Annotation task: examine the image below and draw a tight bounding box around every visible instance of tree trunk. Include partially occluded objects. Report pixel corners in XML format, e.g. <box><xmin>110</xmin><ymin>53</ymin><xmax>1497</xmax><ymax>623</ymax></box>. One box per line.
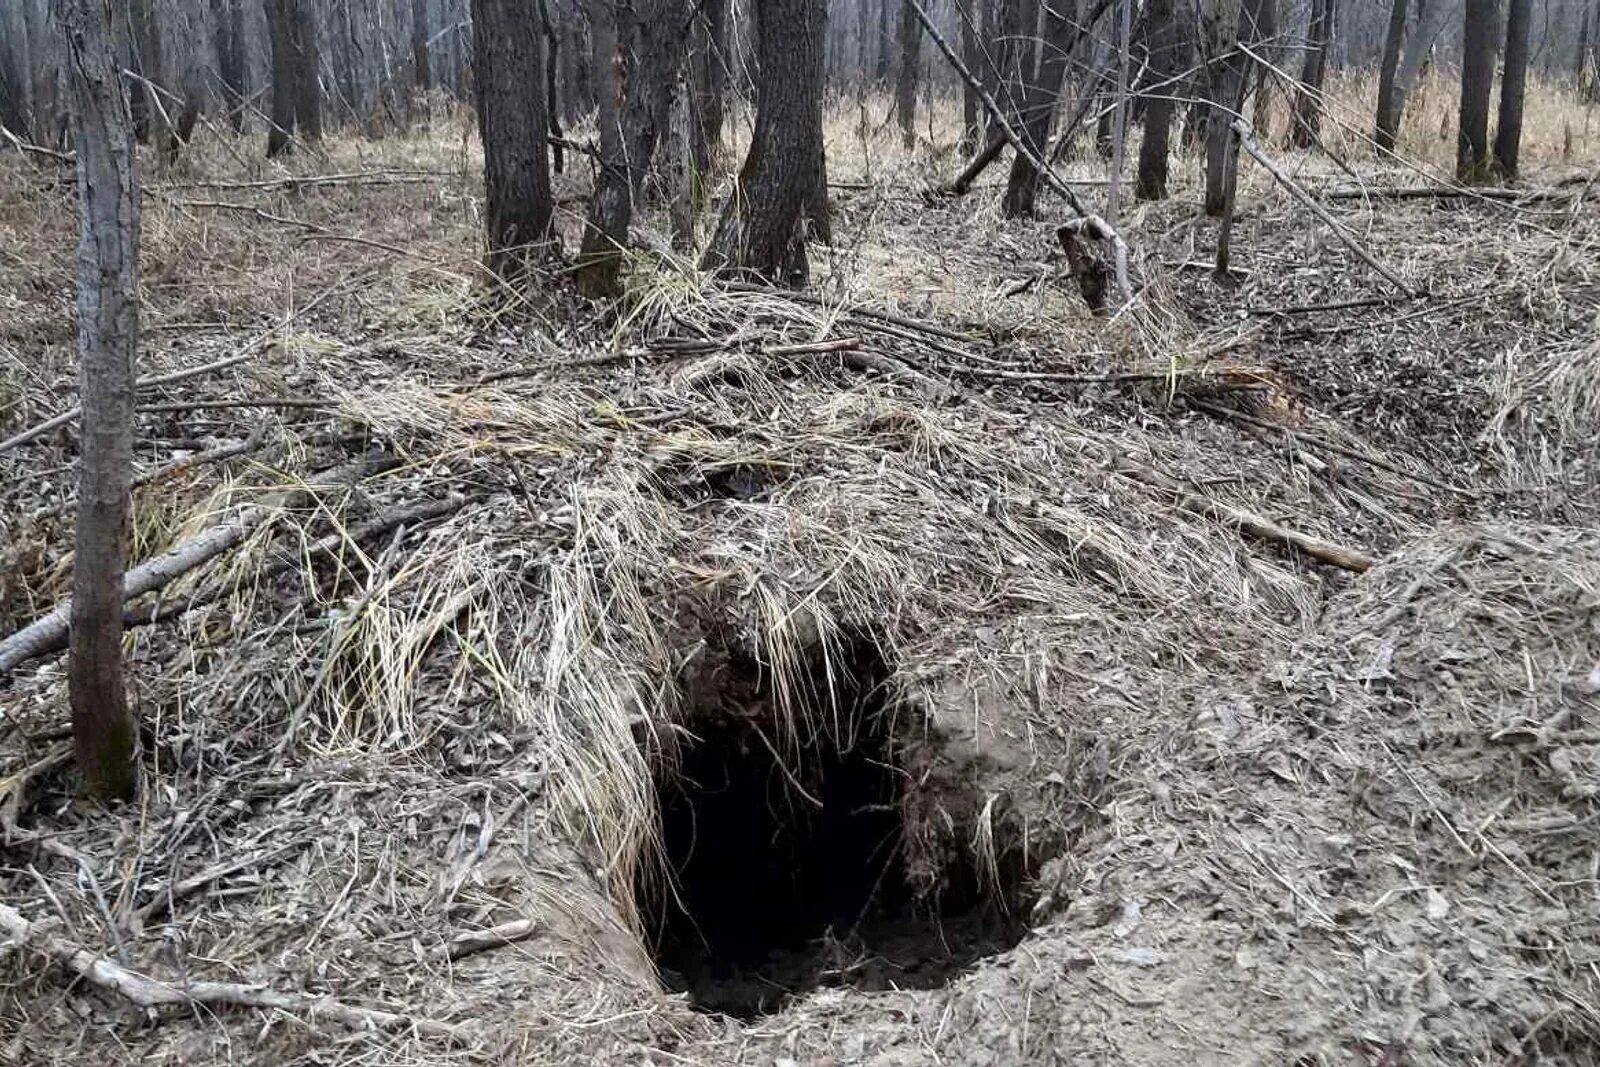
<box><xmin>689</xmin><ymin>0</ymin><xmax>729</xmax><ymax>179</ymax></box>
<box><xmin>265</xmin><ymin>0</ymin><xmax>297</xmax><ymax>154</ymax></box>
<box><xmin>1291</xmin><ymin>0</ymin><xmax>1332</xmax><ymax>148</ymax></box>
<box><xmin>1202</xmin><ymin>0</ymin><xmax>1244</xmax><ymax>215</ymax></box>
<box><xmin>472</xmin><ymin>0</ymin><xmax>554</xmax><ymax>277</ymax></box>
<box><xmin>958</xmin><ymin>0</ymin><xmax>980</xmax><ymax>152</ymax></box>
<box><xmin>293</xmin><ymin>0</ymin><xmax>322</xmax><ymax>141</ymax></box>
<box><xmin>876</xmin><ymin>0</ymin><xmax>892</xmax><ymax>83</ymax></box>
<box><xmin>702</xmin><ymin>0</ymin><xmax>827</xmax><ymax>286</ymax></box>
<box><xmin>577</xmin><ymin>0</ymin><xmax>691</xmax><ymax>297</ymax></box>
<box><xmin>214</xmin><ymin>0</ymin><xmax>247</xmax><ymax>133</ymax></box>
<box><xmin>55</xmin><ymin>0</ymin><xmax>140</xmax><ymax>803</ymax></box>
<box><xmin>127</xmin><ymin>0</ymin><xmax>166</xmax><ymax>146</ymax></box>
<box><xmin>1374</xmin><ymin>0</ymin><xmax>1408</xmax><ymax>150</ymax></box>
<box><xmin>541</xmin><ymin>0</ymin><xmax>563</xmax><ymax>170</ymax></box>
<box><xmin>412</xmin><ymin>0</ymin><xmax>434</xmax><ymax>101</ymax></box>
<box><xmin>1493</xmin><ymin>0</ymin><xmax>1530</xmax><ymax>177</ymax></box>
<box><xmin>1002</xmin><ymin>0</ymin><xmax>1074</xmax><ymax>217</ymax></box>
<box><xmin>1457</xmin><ymin>0</ymin><xmax>1495</xmax><ymax>181</ymax></box>
<box><xmin>1135</xmin><ymin>0</ymin><xmax>1180</xmax><ymax>200</ymax></box>
<box><xmin>895</xmin><ymin>0</ymin><xmax>920</xmax><ymax>145</ymax></box>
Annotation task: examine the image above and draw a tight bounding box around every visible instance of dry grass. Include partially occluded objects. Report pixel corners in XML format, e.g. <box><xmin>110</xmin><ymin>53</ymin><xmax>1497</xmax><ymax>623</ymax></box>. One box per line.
<box><xmin>0</xmin><ymin>73</ymin><xmax>1597</xmax><ymax>1067</ymax></box>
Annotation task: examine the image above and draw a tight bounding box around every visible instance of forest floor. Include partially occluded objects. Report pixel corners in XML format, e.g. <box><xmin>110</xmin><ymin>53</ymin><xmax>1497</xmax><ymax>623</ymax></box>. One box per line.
<box><xmin>1</xmin><ymin>77</ymin><xmax>1599</xmax><ymax>1067</ymax></box>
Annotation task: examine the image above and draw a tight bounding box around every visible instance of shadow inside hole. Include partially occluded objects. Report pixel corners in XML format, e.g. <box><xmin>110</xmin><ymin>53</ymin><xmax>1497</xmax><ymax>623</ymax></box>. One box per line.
<box><xmin>638</xmin><ymin>632</ymin><xmax>1031</xmax><ymax>1018</ymax></box>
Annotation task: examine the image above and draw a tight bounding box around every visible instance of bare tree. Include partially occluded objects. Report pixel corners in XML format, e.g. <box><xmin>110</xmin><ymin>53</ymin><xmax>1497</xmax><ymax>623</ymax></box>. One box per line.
<box><xmin>214</xmin><ymin>0</ymin><xmax>248</xmax><ymax>132</ymax></box>
<box><xmin>702</xmin><ymin>0</ymin><xmax>828</xmax><ymax>286</ymax></box>
<box><xmin>1374</xmin><ymin>0</ymin><xmax>1408</xmax><ymax>150</ymax></box>
<box><xmin>1135</xmin><ymin>0</ymin><xmax>1182</xmax><ymax>199</ymax></box>
<box><xmin>56</xmin><ymin>0</ymin><xmax>141</xmax><ymax>802</ymax></box>
<box><xmin>265</xmin><ymin>0</ymin><xmax>321</xmax><ymax>154</ymax></box>
<box><xmin>1002</xmin><ymin>0</ymin><xmax>1074</xmax><ymax>217</ymax></box>
<box><xmin>1291</xmin><ymin>0</ymin><xmax>1333</xmax><ymax>148</ymax></box>
<box><xmin>472</xmin><ymin>0</ymin><xmax>554</xmax><ymax>277</ymax></box>
<box><xmin>1458</xmin><ymin>0</ymin><xmax>1496</xmax><ymax>180</ymax></box>
<box><xmin>1494</xmin><ymin>0</ymin><xmax>1531</xmax><ymax>176</ymax></box>
<box><xmin>126</xmin><ymin>0</ymin><xmax>167</xmax><ymax>145</ymax></box>
<box><xmin>577</xmin><ymin>0</ymin><xmax>691</xmax><ymax>296</ymax></box>
<box><xmin>958</xmin><ymin>0</ymin><xmax>981</xmax><ymax>152</ymax></box>
<box><xmin>689</xmin><ymin>0</ymin><xmax>729</xmax><ymax>198</ymax></box>
<box><xmin>895</xmin><ymin>0</ymin><xmax>921</xmax><ymax>145</ymax></box>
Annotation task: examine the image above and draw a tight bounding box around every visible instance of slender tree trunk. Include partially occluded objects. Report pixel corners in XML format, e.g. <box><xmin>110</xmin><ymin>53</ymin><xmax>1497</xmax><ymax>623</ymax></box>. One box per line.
<box><xmin>1291</xmin><ymin>0</ymin><xmax>1332</xmax><ymax>148</ymax></box>
<box><xmin>1135</xmin><ymin>0</ymin><xmax>1180</xmax><ymax>199</ymax></box>
<box><xmin>265</xmin><ymin>0</ymin><xmax>297</xmax><ymax>154</ymax></box>
<box><xmin>472</xmin><ymin>0</ymin><xmax>554</xmax><ymax>277</ymax></box>
<box><xmin>213</xmin><ymin>0</ymin><xmax>247</xmax><ymax>132</ymax></box>
<box><xmin>702</xmin><ymin>0</ymin><xmax>827</xmax><ymax>286</ymax></box>
<box><xmin>577</xmin><ymin>0</ymin><xmax>691</xmax><ymax>297</ymax></box>
<box><xmin>127</xmin><ymin>0</ymin><xmax>166</xmax><ymax>146</ymax></box>
<box><xmin>1374</xmin><ymin>0</ymin><xmax>1408</xmax><ymax>150</ymax></box>
<box><xmin>55</xmin><ymin>0</ymin><xmax>140</xmax><ymax>803</ymax></box>
<box><xmin>895</xmin><ymin>0</ymin><xmax>921</xmax><ymax>145</ymax></box>
<box><xmin>876</xmin><ymin>0</ymin><xmax>892</xmax><ymax>83</ymax></box>
<box><xmin>1002</xmin><ymin>0</ymin><xmax>1074</xmax><ymax>217</ymax></box>
<box><xmin>689</xmin><ymin>0</ymin><xmax>729</xmax><ymax>179</ymax></box>
<box><xmin>1493</xmin><ymin>0</ymin><xmax>1530</xmax><ymax>177</ymax></box>
<box><xmin>541</xmin><ymin>0</ymin><xmax>563</xmax><ymax>170</ymax></box>
<box><xmin>959</xmin><ymin>0</ymin><xmax>980</xmax><ymax>152</ymax></box>
<box><xmin>1203</xmin><ymin>0</ymin><xmax>1244</xmax><ymax>215</ymax></box>
<box><xmin>1458</xmin><ymin>0</ymin><xmax>1496</xmax><ymax>181</ymax></box>
<box><xmin>293</xmin><ymin>0</ymin><xmax>322</xmax><ymax>141</ymax></box>
<box><xmin>411</xmin><ymin>0</ymin><xmax>433</xmax><ymax>95</ymax></box>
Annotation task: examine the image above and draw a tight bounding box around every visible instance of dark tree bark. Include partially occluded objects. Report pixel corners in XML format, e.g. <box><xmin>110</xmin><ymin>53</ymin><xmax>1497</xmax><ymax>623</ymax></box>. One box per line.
<box><xmin>577</xmin><ymin>0</ymin><xmax>691</xmax><ymax>297</ymax></box>
<box><xmin>1135</xmin><ymin>0</ymin><xmax>1181</xmax><ymax>200</ymax></box>
<box><xmin>293</xmin><ymin>0</ymin><xmax>322</xmax><ymax>141</ymax></box>
<box><xmin>127</xmin><ymin>0</ymin><xmax>165</xmax><ymax>146</ymax></box>
<box><xmin>265</xmin><ymin>0</ymin><xmax>298</xmax><ymax>154</ymax></box>
<box><xmin>895</xmin><ymin>0</ymin><xmax>921</xmax><ymax>145</ymax></box>
<box><xmin>689</xmin><ymin>0</ymin><xmax>729</xmax><ymax>179</ymax></box>
<box><xmin>1493</xmin><ymin>0</ymin><xmax>1530</xmax><ymax>177</ymax></box>
<box><xmin>539</xmin><ymin>0</ymin><xmax>563</xmax><ymax>171</ymax></box>
<box><xmin>55</xmin><ymin>0</ymin><xmax>140</xmax><ymax>802</ymax></box>
<box><xmin>958</xmin><ymin>0</ymin><xmax>980</xmax><ymax>152</ymax></box>
<box><xmin>1202</xmin><ymin>0</ymin><xmax>1245</xmax><ymax>215</ymax></box>
<box><xmin>1291</xmin><ymin>0</ymin><xmax>1332</xmax><ymax>148</ymax></box>
<box><xmin>876</xmin><ymin>0</ymin><xmax>892</xmax><ymax>83</ymax></box>
<box><xmin>472</xmin><ymin>0</ymin><xmax>554</xmax><ymax>277</ymax></box>
<box><xmin>412</xmin><ymin>0</ymin><xmax>434</xmax><ymax>95</ymax></box>
<box><xmin>1458</xmin><ymin>0</ymin><xmax>1496</xmax><ymax>181</ymax></box>
<box><xmin>1002</xmin><ymin>0</ymin><xmax>1074</xmax><ymax>217</ymax></box>
<box><xmin>214</xmin><ymin>0</ymin><xmax>247</xmax><ymax>132</ymax></box>
<box><xmin>1374</xmin><ymin>0</ymin><xmax>1408</xmax><ymax>150</ymax></box>
<box><xmin>702</xmin><ymin>0</ymin><xmax>827</xmax><ymax>286</ymax></box>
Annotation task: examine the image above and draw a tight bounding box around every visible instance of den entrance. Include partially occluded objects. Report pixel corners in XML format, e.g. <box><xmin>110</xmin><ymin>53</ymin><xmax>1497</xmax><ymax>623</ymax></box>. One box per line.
<box><xmin>637</xmin><ymin>630</ymin><xmax>1031</xmax><ymax>1017</ymax></box>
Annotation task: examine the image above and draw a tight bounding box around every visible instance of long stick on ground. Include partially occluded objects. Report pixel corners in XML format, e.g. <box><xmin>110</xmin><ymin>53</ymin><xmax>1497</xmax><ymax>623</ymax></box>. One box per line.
<box><xmin>1230</xmin><ymin>120</ymin><xmax>1414</xmax><ymax>296</ymax></box>
<box><xmin>0</xmin><ymin>453</ymin><xmax>394</xmax><ymax>675</ymax></box>
<box><xmin>1116</xmin><ymin>460</ymin><xmax>1378</xmax><ymax>573</ymax></box>
<box><xmin>0</xmin><ymin>902</ymin><xmax>466</xmax><ymax>1040</ymax></box>
<box><xmin>906</xmin><ymin>0</ymin><xmax>1134</xmax><ymax>305</ymax></box>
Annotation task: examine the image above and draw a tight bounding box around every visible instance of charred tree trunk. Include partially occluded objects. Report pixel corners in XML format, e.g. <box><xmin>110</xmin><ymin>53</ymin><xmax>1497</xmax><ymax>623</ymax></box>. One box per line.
<box><xmin>702</xmin><ymin>0</ymin><xmax>827</xmax><ymax>286</ymax></box>
<box><xmin>578</xmin><ymin>0</ymin><xmax>627</xmax><ymax>295</ymax></box>
<box><xmin>1002</xmin><ymin>0</ymin><xmax>1074</xmax><ymax>217</ymax></box>
<box><xmin>472</xmin><ymin>0</ymin><xmax>554</xmax><ymax>277</ymax></box>
<box><xmin>541</xmin><ymin>1</ymin><xmax>563</xmax><ymax>170</ymax></box>
<box><xmin>1135</xmin><ymin>0</ymin><xmax>1180</xmax><ymax>200</ymax></box>
<box><xmin>1374</xmin><ymin>0</ymin><xmax>1408</xmax><ymax>150</ymax></box>
<box><xmin>1493</xmin><ymin>0</ymin><xmax>1530</xmax><ymax>177</ymax></box>
<box><xmin>1291</xmin><ymin>0</ymin><xmax>1332</xmax><ymax>148</ymax></box>
<box><xmin>895</xmin><ymin>0</ymin><xmax>921</xmax><ymax>145</ymax></box>
<box><xmin>55</xmin><ymin>0</ymin><xmax>140</xmax><ymax>802</ymax></box>
<box><xmin>1457</xmin><ymin>0</ymin><xmax>1495</xmax><ymax>181</ymax></box>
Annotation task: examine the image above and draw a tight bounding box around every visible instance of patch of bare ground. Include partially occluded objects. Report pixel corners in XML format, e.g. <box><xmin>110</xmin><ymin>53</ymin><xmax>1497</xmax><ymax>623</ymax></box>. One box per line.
<box><xmin>1</xmin><ymin>84</ymin><xmax>1598</xmax><ymax>1067</ymax></box>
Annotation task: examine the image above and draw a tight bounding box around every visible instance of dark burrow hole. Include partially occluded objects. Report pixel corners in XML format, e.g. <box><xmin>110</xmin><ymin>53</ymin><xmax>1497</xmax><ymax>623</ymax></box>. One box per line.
<box><xmin>636</xmin><ymin>630</ymin><xmax>1033</xmax><ymax>1017</ymax></box>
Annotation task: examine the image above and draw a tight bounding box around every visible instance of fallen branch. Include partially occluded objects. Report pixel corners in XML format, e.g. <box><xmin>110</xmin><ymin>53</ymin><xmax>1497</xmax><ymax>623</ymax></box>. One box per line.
<box><xmin>136</xmin><ymin>836</ymin><xmax>313</xmax><ymax>923</ymax></box>
<box><xmin>137</xmin><ymin>397</ymin><xmax>333</xmax><ymax>414</ymax></box>
<box><xmin>1324</xmin><ymin>184</ymin><xmax>1570</xmax><ymax>203</ymax></box>
<box><xmin>0</xmin><ymin>902</ymin><xmax>468</xmax><ymax>1040</ymax></box>
<box><xmin>1116</xmin><ymin>460</ymin><xmax>1377</xmax><ymax>573</ymax></box>
<box><xmin>764</xmin><ymin>337</ymin><xmax>863</xmax><ymax>357</ymax></box>
<box><xmin>160</xmin><ymin>169</ymin><xmax>452</xmax><ymax>192</ymax></box>
<box><xmin>0</xmin><ymin>453</ymin><xmax>395</xmax><ymax>676</ymax></box>
<box><xmin>1231</xmin><ymin>121</ymin><xmax>1414</xmax><ymax>297</ymax></box>
<box><xmin>446</xmin><ymin>919</ymin><xmax>538</xmax><ymax>961</ymax></box>
<box><xmin>0</xmin><ymin>124</ymin><xmax>75</xmax><ymax>165</ymax></box>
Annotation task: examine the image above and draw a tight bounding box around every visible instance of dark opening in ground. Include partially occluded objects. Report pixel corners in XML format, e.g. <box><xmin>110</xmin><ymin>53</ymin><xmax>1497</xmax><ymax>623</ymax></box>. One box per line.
<box><xmin>638</xmin><ymin>630</ymin><xmax>1032</xmax><ymax>1017</ymax></box>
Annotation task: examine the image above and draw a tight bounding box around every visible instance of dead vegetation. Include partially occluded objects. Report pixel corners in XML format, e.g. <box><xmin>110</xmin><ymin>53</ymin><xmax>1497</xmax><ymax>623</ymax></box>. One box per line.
<box><xmin>1</xmin><ymin>76</ymin><xmax>1598</xmax><ymax>1066</ymax></box>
